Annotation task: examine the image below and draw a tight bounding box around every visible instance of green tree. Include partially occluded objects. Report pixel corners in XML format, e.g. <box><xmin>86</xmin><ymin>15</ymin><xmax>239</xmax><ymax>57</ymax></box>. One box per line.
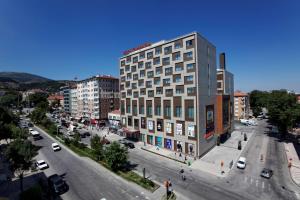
<box><xmin>30</xmin><ymin>108</ymin><xmax>46</xmax><ymax>124</ymax></box>
<box><xmin>249</xmin><ymin>90</ymin><xmax>269</xmax><ymax>117</ymax></box>
<box><xmin>90</xmin><ymin>135</ymin><xmax>103</xmax><ymax>160</ymax></box>
<box><xmin>36</xmin><ymin>101</ymin><xmax>49</xmax><ymax>111</ymax></box>
<box><xmin>104</xmin><ymin>141</ymin><xmax>128</xmax><ymax>171</ymax></box>
<box><xmin>0</xmin><ymin>107</ymin><xmax>17</xmax><ymax>142</ymax></box>
<box><xmin>0</xmin><ymin>91</ymin><xmax>21</xmax><ymax>108</ymax></box>
<box><xmin>28</xmin><ymin>93</ymin><xmax>48</xmax><ymax>107</ymax></box>
<box><xmin>267</xmin><ymin>90</ymin><xmax>300</xmax><ymax>136</ymax></box>
<box><xmin>8</xmin><ymin>123</ymin><xmax>28</xmax><ymax>140</ymax></box>
<box><xmin>5</xmin><ymin>139</ymin><xmax>38</xmax><ymax>193</ymax></box>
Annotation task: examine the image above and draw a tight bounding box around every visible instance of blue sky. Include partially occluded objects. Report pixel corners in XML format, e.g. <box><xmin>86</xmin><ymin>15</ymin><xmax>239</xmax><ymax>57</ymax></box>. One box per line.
<box><xmin>0</xmin><ymin>0</ymin><xmax>299</xmax><ymax>92</ymax></box>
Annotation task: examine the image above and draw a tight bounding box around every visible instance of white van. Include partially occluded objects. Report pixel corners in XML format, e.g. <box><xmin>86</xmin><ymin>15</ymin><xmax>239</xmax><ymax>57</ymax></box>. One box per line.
<box><xmin>31</xmin><ymin>130</ymin><xmax>41</xmax><ymax>140</ymax></box>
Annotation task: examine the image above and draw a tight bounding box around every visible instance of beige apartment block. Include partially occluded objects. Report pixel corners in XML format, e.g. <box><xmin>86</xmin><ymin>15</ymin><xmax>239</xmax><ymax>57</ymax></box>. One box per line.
<box><xmin>119</xmin><ymin>32</ymin><xmax>217</xmax><ymax>158</ymax></box>
<box><xmin>234</xmin><ymin>91</ymin><xmax>250</xmax><ymax>120</ymax></box>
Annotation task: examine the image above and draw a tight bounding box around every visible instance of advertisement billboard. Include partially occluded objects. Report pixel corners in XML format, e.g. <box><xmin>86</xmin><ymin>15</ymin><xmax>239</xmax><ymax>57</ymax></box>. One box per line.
<box><xmin>205</xmin><ymin>105</ymin><xmax>214</xmax><ymax>139</ymax></box>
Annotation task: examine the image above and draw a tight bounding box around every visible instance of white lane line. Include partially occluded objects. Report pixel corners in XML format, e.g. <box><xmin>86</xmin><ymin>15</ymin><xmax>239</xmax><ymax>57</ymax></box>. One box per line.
<box><xmin>256</xmin><ymin>180</ymin><xmax>259</xmax><ymax>187</ymax></box>
<box><xmin>244</xmin><ymin>176</ymin><xmax>248</xmax><ymax>182</ymax></box>
<box><xmin>262</xmin><ymin>181</ymin><xmax>265</xmax><ymax>189</ymax></box>
<box><xmin>269</xmin><ymin>184</ymin><xmax>271</xmax><ymax>191</ymax></box>
<box><xmin>250</xmin><ymin>178</ymin><xmax>253</xmax><ymax>184</ymax></box>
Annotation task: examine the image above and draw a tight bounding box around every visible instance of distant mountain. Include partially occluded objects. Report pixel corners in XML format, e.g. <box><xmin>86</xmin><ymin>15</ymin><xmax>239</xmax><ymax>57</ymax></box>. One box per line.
<box><xmin>0</xmin><ymin>72</ymin><xmax>52</xmax><ymax>84</ymax></box>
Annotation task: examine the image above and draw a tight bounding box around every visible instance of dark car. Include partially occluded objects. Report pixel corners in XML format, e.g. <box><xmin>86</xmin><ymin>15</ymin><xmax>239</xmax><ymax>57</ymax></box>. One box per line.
<box><xmin>48</xmin><ymin>174</ymin><xmax>68</xmax><ymax>195</ymax></box>
<box><xmin>125</xmin><ymin>142</ymin><xmax>135</xmax><ymax>149</ymax></box>
<box><xmin>28</xmin><ymin>123</ymin><xmax>33</xmax><ymax>127</ymax></box>
<box><xmin>83</xmin><ymin>132</ymin><xmax>91</xmax><ymax>137</ymax></box>
<box><xmin>260</xmin><ymin>168</ymin><xmax>273</xmax><ymax>179</ymax></box>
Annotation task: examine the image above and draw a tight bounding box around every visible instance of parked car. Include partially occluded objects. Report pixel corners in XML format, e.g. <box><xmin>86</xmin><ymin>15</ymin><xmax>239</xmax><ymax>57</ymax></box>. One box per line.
<box><xmin>28</xmin><ymin>122</ymin><xmax>33</xmax><ymax>127</ymax></box>
<box><xmin>48</xmin><ymin>174</ymin><xmax>68</xmax><ymax>195</ymax></box>
<box><xmin>83</xmin><ymin>132</ymin><xmax>91</xmax><ymax>137</ymax></box>
<box><xmin>237</xmin><ymin>157</ymin><xmax>246</xmax><ymax>169</ymax></box>
<box><xmin>51</xmin><ymin>143</ymin><xmax>61</xmax><ymax>151</ymax></box>
<box><xmin>36</xmin><ymin>160</ymin><xmax>49</xmax><ymax>170</ymax></box>
<box><xmin>125</xmin><ymin>142</ymin><xmax>135</xmax><ymax>149</ymax></box>
<box><xmin>260</xmin><ymin>168</ymin><xmax>273</xmax><ymax>179</ymax></box>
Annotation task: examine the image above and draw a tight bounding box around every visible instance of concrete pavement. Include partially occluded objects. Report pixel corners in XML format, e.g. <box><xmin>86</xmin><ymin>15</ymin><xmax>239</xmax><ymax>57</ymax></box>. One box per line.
<box><xmin>284</xmin><ymin>142</ymin><xmax>300</xmax><ymax>186</ymax></box>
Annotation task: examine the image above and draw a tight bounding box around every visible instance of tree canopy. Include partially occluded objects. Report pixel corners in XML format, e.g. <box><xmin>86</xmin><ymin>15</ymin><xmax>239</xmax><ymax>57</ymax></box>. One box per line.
<box><xmin>104</xmin><ymin>141</ymin><xmax>128</xmax><ymax>171</ymax></box>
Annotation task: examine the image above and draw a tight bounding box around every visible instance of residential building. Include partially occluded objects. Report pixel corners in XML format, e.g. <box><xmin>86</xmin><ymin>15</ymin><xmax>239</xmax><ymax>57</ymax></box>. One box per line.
<box><xmin>61</xmin><ymin>86</ymin><xmax>71</xmax><ymax>114</ymax></box>
<box><xmin>108</xmin><ymin>110</ymin><xmax>121</xmax><ymax>130</ymax></box>
<box><xmin>215</xmin><ymin>53</ymin><xmax>234</xmax><ymax>143</ymax></box>
<box><xmin>119</xmin><ymin>32</ymin><xmax>217</xmax><ymax>158</ymax></box>
<box><xmin>47</xmin><ymin>95</ymin><xmax>64</xmax><ymax>107</ymax></box>
<box><xmin>70</xmin><ymin>88</ymin><xmax>77</xmax><ymax>117</ymax></box>
<box><xmin>234</xmin><ymin>91</ymin><xmax>250</xmax><ymax>120</ymax></box>
<box><xmin>76</xmin><ymin>75</ymin><xmax>119</xmax><ymax>123</ymax></box>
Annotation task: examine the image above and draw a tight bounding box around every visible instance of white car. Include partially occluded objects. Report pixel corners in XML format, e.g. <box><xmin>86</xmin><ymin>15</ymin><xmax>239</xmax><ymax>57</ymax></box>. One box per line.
<box><xmin>29</xmin><ymin>128</ymin><xmax>33</xmax><ymax>131</ymax></box>
<box><xmin>36</xmin><ymin>160</ymin><xmax>49</xmax><ymax>170</ymax></box>
<box><xmin>237</xmin><ymin>157</ymin><xmax>246</xmax><ymax>169</ymax></box>
<box><xmin>51</xmin><ymin>143</ymin><xmax>61</xmax><ymax>151</ymax></box>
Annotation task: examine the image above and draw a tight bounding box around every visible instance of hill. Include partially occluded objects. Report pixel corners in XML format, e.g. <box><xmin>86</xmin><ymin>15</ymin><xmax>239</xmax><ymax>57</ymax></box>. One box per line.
<box><xmin>0</xmin><ymin>72</ymin><xmax>52</xmax><ymax>84</ymax></box>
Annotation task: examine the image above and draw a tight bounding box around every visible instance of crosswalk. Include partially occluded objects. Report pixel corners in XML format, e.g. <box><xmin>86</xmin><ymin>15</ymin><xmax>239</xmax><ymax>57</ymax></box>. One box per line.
<box><xmin>243</xmin><ymin>176</ymin><xmax>272</xmax><ymax>191</ymax></box>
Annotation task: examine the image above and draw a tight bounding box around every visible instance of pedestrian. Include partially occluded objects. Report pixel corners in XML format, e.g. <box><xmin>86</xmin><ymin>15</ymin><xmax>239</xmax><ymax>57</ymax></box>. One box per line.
<box><xmin>182</xmin><ymin>174</ymin><xmax>186</xmax><ymax>181</ymax></box>
<box><xmin>185</xmin><ymin>156</ymin><xmax>187</xmax><ymax>161</ymax></box>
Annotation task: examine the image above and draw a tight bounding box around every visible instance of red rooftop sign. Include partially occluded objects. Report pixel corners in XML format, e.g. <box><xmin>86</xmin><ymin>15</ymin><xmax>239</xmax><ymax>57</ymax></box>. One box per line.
<box><xmin>123</xmin><ymin>43</ymin><xmax>152</xmax><ymax>55</ymax></box>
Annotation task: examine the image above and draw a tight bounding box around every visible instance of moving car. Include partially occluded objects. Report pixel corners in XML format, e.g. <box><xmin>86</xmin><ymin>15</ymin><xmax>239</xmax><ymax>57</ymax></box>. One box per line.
<box><xmin>260</xmin><ymin>168</ymin><xmax>273</xmax><ymax>179</ymax></box>
<box><xmin>31</xmin><ymin>130</ymin><xmax>42</xmax><ymax>140</ymax></box>
<box><xmin>237</xmin><ymin>157</ymin><xmax>246</xmax><ymax>169</ymax></box>
<box><xmin>51</xmin><ymin>143</ymin><xmax>61</xmax><ymax>151</ymax></box>
<box><xmin>36</xmin><ymin>160</ymin><xmax>49</xmax><ymax>170</ymax></box>
<box><xmin>48</xmin><ymin>174</ymin><xmax>68</xmax><ymax>195</ymax></box>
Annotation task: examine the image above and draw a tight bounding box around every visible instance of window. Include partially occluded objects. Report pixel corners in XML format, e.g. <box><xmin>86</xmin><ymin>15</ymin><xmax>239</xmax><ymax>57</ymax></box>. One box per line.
<box><xmin>187</xmin><ymin>87</ymin><xmax>195</xmax><ymax>94</ymax></box>
<box><xmin>166</xmin><ymin>89</ymin><xmax>173</xmax><ymax>96</ymax></box>
<box><xmin>139</xmin><ymin>53</ymin><xmax>145</xmax><ymax>59</ymax></box>
<box><xmin>131</xmin><ymin>83</ymin><xmax>137</xmax><ymax>89</ymax></box>
<box><xmin>153</xmin><ymin>57</ymin><xmax>160</xmax><ymax>65</ymax></box>
<box><xmin>126</xmin><ymin>73</ymin><xmax>132</xmax><ymax>80</ymax></box>
<box><xmin>154</xmin><ymin>78</ymin><xmax>161</xmax><ymax>85</ymax></box>
<box><xmin>156</xmin><ymin>87</ymin><xmax>163</xmax><ymax>94</ymax></box>
<box><xmin>156</xmin><ymin>67</ymin><xmax>162</xmax><ymax>75</ymax></box>
<box><xmin>186</xmin><ymin>75</ymin><xmax>193</xmax><ymax>82</ymax></box>
<box><xmin>133</xmin><ymin>105</ymin><xmax>137</xmax><ymax>114</ymax></box>
<box><xmin>165</xmin><ymin>67</ymin><xmax>172</xmax><ymax>75</ymax></box>
<box><xmin>127</xmin><ymin>105</ymin><xmax>131</xmax><ymax>113</ymax></box>
<box><xmin>176</xmin><ymin>88</ymin><xmax>184</xmax><ymax>94</ymax></box>
<box><xmin>185</xmin><ymin>51</ymin><xmax>193</xmax><ymax>58</ymax></box>
<box><xmin>125</xmin><ymin>65</ymin><xmax>130</xmax><ymax>72</ymax></box>
<box><xmin>186</xmin><ymin>40</ymin><xmax>193</xmax><ymax>47</ymax></box>
<box><xmin>141</xmin><ymin>117</ymin><xmax>146</xmax><ymax>128</ymax></box>
<box><xmin>140</xmin><ymin>106</ymin><xmax>145</xmax><ymax>114</ymax></box>
<box><xmin>147</xmin><ymin>71</ymin><xmax>154</xmax><ymax>78</ymax></box>
<box><xmin>133</xmin><ymin>56</ymin><xmax>138</xmax><ymax>63</ymax></box>
<box><xmin>175</xmin><ymin>65</ymin><xmax>183</xmax><ymax>72</ymax></box>
<box><xmin>138</xmin><ymin>80</ymin><xmax>144</xmax><ymax>87</ymax></box>
<box><xmin>155</xmin><ymin>48</ymin><xmax>161</xmax><ymax>55</ymax></box>
<box><xmin>164</xmin><ymin>46</ymin><xmax>172</xmax><ymax>54</ymax></box>
<box><xmin>155</xmin><ymin>106</ymin><xmax>161</xmax><ymax>116</ymax></box>
<box><xmin>128</xmin><ymin>116</ymin><xmax>132</xmax><ymax>126</ymax></box>
<box><xmin>147</xmin><ymin>52</ymin><xmax>153</xmax><ymax>59</ymax></box>
<box><xmin>163</xmin><ymin>57</ymin><xmax>170</xmax><ymax>65</ymax></box>
<box><xmin>165</xmin><ymin>106</ymin><xmax>171</xmax><ymax>117</ymax></box>
<box><xmin>138</xmin><ymin>62</ymin><xmax>144</xmax><ymax>69</ymax></box>
<box><xmin>175</xmin><ymin>106</ymin><xmax>182</xmax><ymax>117</ymax></box>
<box><xmin>175</xmin><ymin>53</ymin><xmax>181</xmax><ymax>60</ymax></box>
<box><xmin>133</xmin><ymin>74</ymin><xmax>138</xmax><ymax>80</ymax></box>
<box><xmin>188</xmin><ymin>107</ymin><xmax>194</xmax><ymax>119</ymax></box>
<box><xmin>174</xmin><ymin>76</ymin><xmax>182</xmax><ymax>83</ymax></box>
<box><xmin>187</xmin><ymin>63</ymin><xmax>194</xmax><ymax>70</ymax></box>
<box><xmin>120</xmin><ymin>69</ymin><xmax>124</xmax><ymax>75</ymax></box>
<box><xmin>163</xmin><ymin>78</ymin><xmax>171</xmax><ymax>85</ymax></box>
<box><xmin>146</xmin><ymin>81</ymin><xmax>152</xmax><ymax>87</ymax></box>
<box><xmin>140</xmin><ymin>70</ymin><xmax>145</xmax><ymax>78</ymax></box>
<box><xmin>147</xmin><ymin>105</ymin><xmax>152</xmax><ymax>116</ymax></box>
<box><xmin>175</xmin><ymin>43</ymin><xmax>181</xmax><ymax>49</ymax></box>
<box><xmin>148</xmin><ymin>90</ymin><xmax>154</xmax><ymax>97</ymax></box>
<box><xmin>145</xmin><ymin>62</ymin><xmax>152</xmax><ymax>69</ymax></box>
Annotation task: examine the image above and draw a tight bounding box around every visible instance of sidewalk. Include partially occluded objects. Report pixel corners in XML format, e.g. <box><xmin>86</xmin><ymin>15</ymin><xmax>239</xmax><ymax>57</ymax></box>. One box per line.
<box><xmin>190</xmin><ymin>129</ymin><xmax>255</xmax><ymax>177</ymax></box>
<box><xmin>284</xmin><ymin>142</ymin><xmax>300</xmax><ymax>187</ymax></box>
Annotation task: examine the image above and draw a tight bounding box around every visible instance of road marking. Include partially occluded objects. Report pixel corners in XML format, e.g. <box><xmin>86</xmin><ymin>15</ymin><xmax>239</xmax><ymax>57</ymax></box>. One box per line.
<box><xmin>250</xmin><ymin>178</ymin><xmax>253</xmax><ymax>184</ymax></box>
<box><xmin>244</xmin><ymin>176</ymin><xmax>248</xmax><ymax>182</ymax></box>
<box><xmin>269</xmin><ymin>184</ymin><xmax>271</xmax><ymax>191</ymax></box>
<box><xmin>262</xmin><ymin>181</ymin><xmax>265</xmax><ymax>189</ymax></box>
<box><xmin>256</xmin><ymin>180</ymin><xmax>259</xmax><ymax>187</ymax></box>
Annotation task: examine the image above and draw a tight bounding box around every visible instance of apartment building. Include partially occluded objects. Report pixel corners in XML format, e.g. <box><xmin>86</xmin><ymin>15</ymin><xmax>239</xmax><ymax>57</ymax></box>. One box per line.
<box><xmin>62</xmin><ymin>86</ymin><xmax>71</xmax><ymax>114</ymax></box>
<box><xmin>234</xmin><ymin>91</ymin><xmax>250</xmax><ymax>120</ymax></box>
<box><xmin>215</xmin><ymin>53</ymin><xmax>234</xmax><ymax>143</ymax></box>
<box><xmin>76</xmin><ymin>75</ymin><xmax>120</xmax><ymax>122</ymax></box>
<box><xmin>70</xmin><ymin>88</ymin><xmax>77</xmax><ymax>117</ymax></box>
<box><xmin>119</xmin><ymin>32</ymin><xmax>217</xmax><ymax>158</ymax></box>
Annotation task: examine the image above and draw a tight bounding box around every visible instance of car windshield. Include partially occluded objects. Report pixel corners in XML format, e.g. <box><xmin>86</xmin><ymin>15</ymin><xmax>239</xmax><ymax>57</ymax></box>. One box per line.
<box><xmin>238</xmin><ymin>161</ymin><xmax>244</xmax><ymax>164</ymax></box>
<box><xmin>39</xmin><ymin>161</ymin><xmax>46</xmax><ymax>165</ymax></box>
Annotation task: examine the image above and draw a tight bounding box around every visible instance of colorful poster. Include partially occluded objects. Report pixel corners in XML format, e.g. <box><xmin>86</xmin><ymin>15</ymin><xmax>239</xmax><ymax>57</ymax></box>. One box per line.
<box><xmin>148</xmin><ymin>120</ymin><xmax>153</xmax><ymax>131</ymax></box>
<box><xmin>166</xmin><ymin>139</ymin><xmax>172</xmax><ymax>149</ymax></box>
<box><xmin>187</xmin><ymin>124</ymin><xmax>195</xmax><ymax>137</ymax></box>
<box><xmin>176</xmin><ymin>123</ymin><xmax>182</xmax><ymax>135</ymax></box>
<box><xmin>166</xmin><ymin>122</ymin><xmax>172</xmax><ymax>134</ymax></box>
<box><xmin>205</xmin><ymin>105</ymin><xmax>214</xmax><ymax>139</ymax></box>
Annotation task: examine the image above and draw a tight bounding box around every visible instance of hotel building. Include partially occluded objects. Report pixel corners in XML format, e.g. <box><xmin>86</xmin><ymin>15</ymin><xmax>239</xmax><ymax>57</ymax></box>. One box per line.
<box><xmin>119</xmin><ymin>32</ymin><xmax>217</xmax><ymax>157</ymax></box>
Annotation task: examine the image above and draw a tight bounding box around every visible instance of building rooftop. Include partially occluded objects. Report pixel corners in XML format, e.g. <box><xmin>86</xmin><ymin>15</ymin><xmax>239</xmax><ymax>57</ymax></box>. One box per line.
<box><xmin>48</xmin><ymin>95</ymin><xmax>64</xmax><ymax>100</ymax></box>
<box><xmin>234</xmin><ymin>91</ymin><xmax>248</xmax><ymax>97</ymax></box>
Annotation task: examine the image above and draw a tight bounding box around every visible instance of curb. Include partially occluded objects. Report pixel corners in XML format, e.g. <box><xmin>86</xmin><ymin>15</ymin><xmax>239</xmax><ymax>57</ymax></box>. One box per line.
<box><xmin>141</xmin><ymin>147</ymin><xmax>186</xmax><ymax>164</ymax></box>
<box><xmin>283</xmin><ymin>143</ymin><xmax>300</xmax><ymax>188</ymax></box>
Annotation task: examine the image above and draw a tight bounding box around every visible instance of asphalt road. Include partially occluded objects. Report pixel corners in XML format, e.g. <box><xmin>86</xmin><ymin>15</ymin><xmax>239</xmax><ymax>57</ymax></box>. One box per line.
<box><xmin>128</xmin><ymin>120</ymin><xmax>300</xmax><ymax>200</ymax></box>
<box><xmin>30</xmin><ymin>125</ymin><xmax>149</xmax><ymax>200</ymax></box>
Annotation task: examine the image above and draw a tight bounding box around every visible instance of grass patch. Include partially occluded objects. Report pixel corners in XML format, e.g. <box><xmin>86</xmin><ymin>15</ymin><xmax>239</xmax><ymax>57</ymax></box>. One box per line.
<box><xmin>118</xmin><ymin>170</ymin><xmax>159</xmax><ymax>192</ymax></box>
<box><xmin>161</xmin><ymin>192</ymin><xmax>176</xmax><ymax>200</ymax></box>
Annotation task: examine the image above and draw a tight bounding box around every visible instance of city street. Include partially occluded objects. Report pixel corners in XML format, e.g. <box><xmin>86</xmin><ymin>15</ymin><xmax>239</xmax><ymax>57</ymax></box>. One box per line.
<box><xmin>30</xmin><ymin>125</ymin><xmax>151</xmax><ymax>200</ymax></box>
<box><xmin>128</xmin><ymin>120</ymin><xmax>300</xmax><ymax>200</ymax></box>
